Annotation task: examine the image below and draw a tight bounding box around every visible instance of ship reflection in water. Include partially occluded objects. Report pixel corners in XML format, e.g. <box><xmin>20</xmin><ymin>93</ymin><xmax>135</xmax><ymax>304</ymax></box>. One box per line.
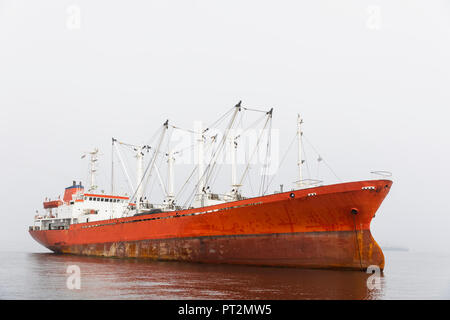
<box><xmin>3</xmin><ymin>250</ymin><xmax>449</xmax><ymax>299</ymax></box>
<box><xmin>12</xmin><ymin>252</ymin><xmax>381</xmax><ymax>299</ymax></box>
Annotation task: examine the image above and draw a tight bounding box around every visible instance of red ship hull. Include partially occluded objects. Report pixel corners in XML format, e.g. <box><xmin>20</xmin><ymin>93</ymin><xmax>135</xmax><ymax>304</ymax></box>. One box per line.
<box><xmin>29</xmin><ymin>180</ymin><xmax>392</xmax><ymax>270</ymax></box>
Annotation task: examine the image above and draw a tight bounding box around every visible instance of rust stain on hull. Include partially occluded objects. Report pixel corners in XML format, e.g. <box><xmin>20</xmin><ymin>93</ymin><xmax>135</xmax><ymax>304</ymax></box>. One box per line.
<box><xmin>55</xmin><ymin>231</ymin><xmax>384</xmax><ymax>271</ymax></box>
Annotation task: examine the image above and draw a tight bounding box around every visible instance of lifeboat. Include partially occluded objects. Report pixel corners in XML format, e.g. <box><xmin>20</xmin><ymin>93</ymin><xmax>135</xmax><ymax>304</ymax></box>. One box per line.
<box><xmin>43</xmin><ymin>200</ymin><xmax>63</xmax><ymax>209</ymax></box>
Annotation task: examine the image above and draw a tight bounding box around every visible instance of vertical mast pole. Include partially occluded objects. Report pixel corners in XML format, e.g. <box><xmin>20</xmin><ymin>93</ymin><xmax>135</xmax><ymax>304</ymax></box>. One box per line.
<box><xmin>230</xmin><ymin>134</ymin><xmax>237</xmax><ymax>189</ymax></box>
<box><xmin>111</xmin><ymin>138</ymin><xmax>115</xmax><ymax>195</ymax></box>
<box><xmin>167</xmin><ymin>149</ymin><xmax>175</xmax><ymax>203</ymax></box>
<box><xmin>297</xmin><ymin>114</ymin><xmax>303</xmax><ymax>189</ymax></box>
<box><xmin>135</xmin><ymin>148</ymin><xmax>144</xmax><ymax>212</ymax></box>
<box><xmin>228</xmin><ymin>102</ymin><xmax>241</xmax><ymax>193</ymax></box>
<box><xmin>195</xmin><ymin>121</ymin><xmax>205</xmax><ymax>205</ymax></box>
<box><xmin>111</xmin><ymin>139</ymin><xmax>115</xmax><ymax>218</ymax></box>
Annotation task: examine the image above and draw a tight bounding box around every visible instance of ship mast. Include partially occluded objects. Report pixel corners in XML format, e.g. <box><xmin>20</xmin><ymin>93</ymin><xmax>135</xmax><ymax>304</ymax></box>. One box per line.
<box><xmin>135</xmin><ymin>147</ymin><xmax>144</xmax><ymax>211</ymax></box>
<box><xmin>296</xmin><ymin>114</ymin><xmax>303</xmax><ymax>189</ymax></box>
<box><xmin>111</xmin><ymin>138</ymin><xmax>115</xmax><ymax>195</ymax></box>
<box><xmin>230</xmin><ymin>132</ymin><xmax>241</xmax><ymax>193</ymax></box>
<box><xmin>88</xmin><ymin>148</ymin><xmax>99</xmax><ymax>192</ymax></box>
<box><xmin>167</xmin><ymin>149</ymin><xmax>175</xmax><ymax>204</ymax></box>
<box><xmin>195</xmin><ymin>121</ymin><xmax>205</xmax><ymax>206</ymax></box>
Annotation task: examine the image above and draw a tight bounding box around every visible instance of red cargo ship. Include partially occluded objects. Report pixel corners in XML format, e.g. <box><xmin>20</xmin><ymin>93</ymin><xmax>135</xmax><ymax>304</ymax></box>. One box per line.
<box><xmin>29</xmin><ymin>103</ymin><xmax>392</xmax><ymax>270</ymax></box>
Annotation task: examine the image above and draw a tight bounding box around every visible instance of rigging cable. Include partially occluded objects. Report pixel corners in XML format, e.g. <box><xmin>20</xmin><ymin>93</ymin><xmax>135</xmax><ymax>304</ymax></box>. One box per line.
<box><xmin>181</xmin><ymin>134</ymin><xmax>218</xmax><ymax>208</ymax></box>
<box><xmin>128</xmin><ymin>121</ymin><xmax>168</xmax><ymax>206</ymax></box>
<box><xmin>259</xmin><ymin>114</ymin><xmax>273</xmax><ymax>196</ymax></box>
<box><xmin>203</xmin><ymin>106</ymin><xmax>236</xmax><ymax>134</ymax></box>
<box><xmin>263</xmin><ymin>130</ymin><xmax>297</xmax><ymax>195</ymax></box>
<box><xmin>238</xmin><ymin>109</ymin><xmax>272</xmax><ymax>188</ymax></box>
<box><xmin>301</xmin><ymin>134</ymin><xmax>311</xmax><ymax>181</ymax></box>
<box><xmin>302</xmin><ymin>134</ymin><xmax>342</xmax><ymax>182</ymax></box>
<box><xmin>202</xmin><ymin>105</ymin><xmax>241</xmax><ymax>190</ymax></box>
<box><xmin>208</xmin><ymin>108</ymin><xmax>246</xmax><ymax>189</ymax></box>
<box><xmin>182</xmin><ymin>104</ymin><xmax>240</xmax><ymax>209</ymax></box>
<box><xmin>141</xmin><ymin>122</ymin><xmax>169</xmax><ymax>197</ymax></box>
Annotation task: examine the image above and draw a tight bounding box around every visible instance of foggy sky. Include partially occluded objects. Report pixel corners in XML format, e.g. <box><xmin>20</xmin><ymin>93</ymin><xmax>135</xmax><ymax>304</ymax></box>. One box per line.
<box><xmin>1</xmin><ymin>0</ymin><xmax>449</xmax><ymax>254</ymax></box>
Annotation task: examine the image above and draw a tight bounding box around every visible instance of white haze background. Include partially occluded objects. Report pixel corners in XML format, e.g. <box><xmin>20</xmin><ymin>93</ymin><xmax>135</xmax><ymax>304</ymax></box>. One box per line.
<box><xmin>0</xmin><ymin>0</ymin><xmax>449</xmax><ymax>254</ymax></box>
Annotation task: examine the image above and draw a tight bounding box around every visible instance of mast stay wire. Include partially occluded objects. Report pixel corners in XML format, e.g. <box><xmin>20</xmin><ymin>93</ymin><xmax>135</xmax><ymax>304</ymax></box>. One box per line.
<box><xmin>246</xmin><ymin>166</ymin><xmax>255</xmax><ymax>197</ymax></box>
<box><xmin>301</xmin><ymin>134</ymin><xmax>312</xmax><ymax>181</ymax></box>
<box><xmin>302</xmin><ymin>134</ymin><xmax>342</xmax><ymax>182</ymax></box>
<box><xmin>200</xmin><ymin>107</ymin><xmax>269</xmax><ymax>198</ymax></box>
<box><xmin>259</xmin><ymin>115</ymin><xmax>273</xmax><ymax>196</ymax></box>
<box><xmin>175</xmin><ymin>165</ymin><xmax>197</xmax><ymax>201</ymax></box>
<box><xmin>113</xmin><ymin>141</ymin><xmax>136</xmax><ymax>194</ymax></box>
<box><xmin>235</xmin><ymin>113</ymin><xmax>267</xmax><ymax>139</ymax></box>
<box><xmin>127</xmin><ymin>121</ymin><xmax>168</xmax><ymax>206</ymax></box>
<box><xmin>203</xmin><ymin>106</ymin><xmax>236</xmax><ymax>134</ymax></box>
<box><xmin>243</xmin><ymin>132</ymin><xmax>256</xmax><ymax>197</ymax></box>
<box><xmin>174</xmin><ymin>131</ymin><xmax>216</xmax><ymax>205</ymax></box>
<box><xmin>209</xmin><ymin>110</ymin><xmax>266</xmax><ymax>190</ymax></box>
<box><xmin>181</xmin><ymin>106</ymin><xmax>266</xmax><ymax>205</ymax></box>
<box><xmin>146</xmin><ymin>149</ymin><xmax>168</xmax><ymax>201</ymax></box>
<box><xmin>141</xmin><ymin>122</ymin><xmax>169</xmax><ymax>197</ymax></box>
<box><xmin>143</xmin><ymin>125</ymin><xmax>198</xmax><ymax>205</ymax></box>
<box><xmin>179</xmin><ymin>102</ymin><xmax>273</xmax><ymax>208</ymax></box>
<box><xmin>173</xmin><ymin>107</ymin><xmax>238</xmax><ymax>208</ymax></box>
<box><xmin>202</xmin><ymin>105</ymin><xmax>241</xmax><ymax>190</ymax></box>
<box><xmin>177</xmin><ymin>136</ymin><xmax>218</xmax><ymax>202</ymax></box>
<box><xmin>183</xmin><ymin>103</ymin><xmax>242</xmax><ymax>208</ymax></box>
<box><xmin>208</xmin><ymin>108</ymin><xmax>246</xmax><ymax>190</ymax></box>
<box><xmin>241</xmin><ymin>106</ymin><xmax>270</xmax><ymax>113</ymax></box>
<box><xmin>174</xmin><ymin>104</ymin><xmax>269</xmax><ymax>203</ymax></box>
<box><xmin>238</xmin><ymin>110</ymin><xmax>272</xmax><ymax>188</ymax></box>
<box><xmin>145</xmin><ymin>125</ymin><xmax>166</xmax><ymax>149</ymax></box>
<box><xmin>179</xmin><ymin>134</ymin><xmax>218</xmax><ymax>208</ymax></box>
<box><xmin>263</xmin><ymin>130</ymin><xmax>297</xmax><ymax>195</ymax></box>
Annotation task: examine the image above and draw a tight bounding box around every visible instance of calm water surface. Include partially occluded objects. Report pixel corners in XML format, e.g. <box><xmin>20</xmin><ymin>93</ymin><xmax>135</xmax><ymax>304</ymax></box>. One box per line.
<box><xmin>1</xmin><ymin>250</ymin><xmax>449</xmax><ymax>299</ymax></box>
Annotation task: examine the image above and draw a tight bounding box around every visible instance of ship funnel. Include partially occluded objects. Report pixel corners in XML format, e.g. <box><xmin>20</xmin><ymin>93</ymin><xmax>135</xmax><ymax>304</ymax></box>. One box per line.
<box><xmin>64</xmin><ymin>182</ymin><xmax>84</xmax><ymax>203</ymax></box>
